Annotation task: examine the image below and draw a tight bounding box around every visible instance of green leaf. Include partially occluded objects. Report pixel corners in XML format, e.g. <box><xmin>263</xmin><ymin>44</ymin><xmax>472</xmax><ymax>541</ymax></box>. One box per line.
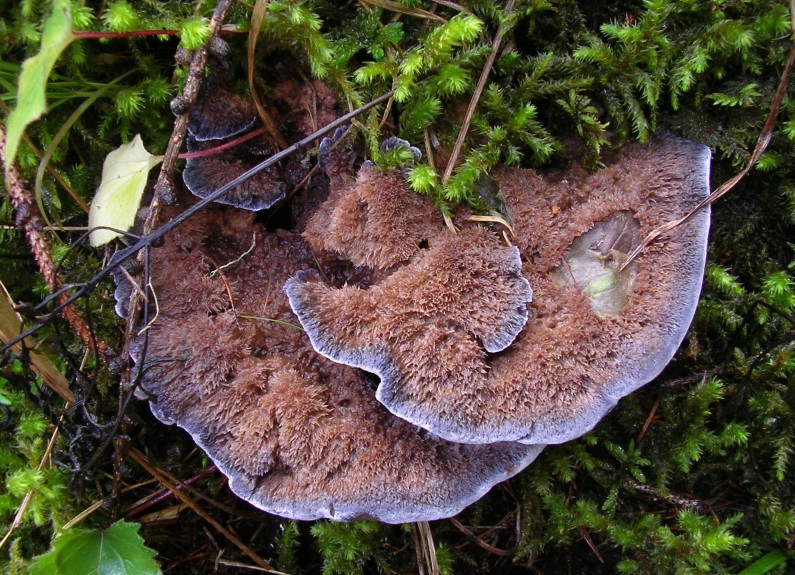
<box><xmin>4</xmin><ymin>3</ymin><xmax>74</xmax><ymax>176</ymax></box>
<box><xmin>88</xmin><ymin>135</ymin><xmax>162</xmax><ymax>247</ymax></box>
<box><xmin>29</xmin><ymin>520</ymin><xmax>162</xmax><ymax>575</ymax></box>
<box><xmin>737</xmin><ymin>549</ymin><xmax>790</xmax><ymax>575</ymax></box>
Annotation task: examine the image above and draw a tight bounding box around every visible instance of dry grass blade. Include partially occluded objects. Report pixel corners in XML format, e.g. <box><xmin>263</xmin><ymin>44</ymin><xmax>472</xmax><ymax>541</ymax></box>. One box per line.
<box><xmin>431</xmin><ymin>1</ymin><xmax>473</xmax><ymax>15</ymax></box>
<box><xmin>61</xmin><ymin>499</ymin><xmax>105</xmax><ymax>530</ymax></box>
<box><xmin>449</xmin><ymin>517</ymin><xmax>516</xmax><ymax>556</ymax></box>
<box><xmin>0</xmin><ymin>280</ymin><xmax>74</xmax><ymax>402</ymax></box>
<box><xmin>248</xmin><ymin>0</ymin><xmax>288</xmax><ymax>150</ymax></box>
<box><xmin>442</xmin><ymin>0</ymin><xmax>516</xmax><ymax>184</ymax></box>
<box><xmin>360</xmin><ymin>0</ymin><xmax>446</xmax><ymax>22</ymax></box>
<box><xmin>412</xmin><ymin>521</ymin><xmax>441</xmax><ymax>575</ymax></box>
<box><xmin>621</xmin><ymin>30</ymin><xmax>795</xmax><ymax>270</ymax></box>
<box><xmin>466</xmin><ymin>214</ymin><xmax>515</xmax><ymax>237</ymax></box>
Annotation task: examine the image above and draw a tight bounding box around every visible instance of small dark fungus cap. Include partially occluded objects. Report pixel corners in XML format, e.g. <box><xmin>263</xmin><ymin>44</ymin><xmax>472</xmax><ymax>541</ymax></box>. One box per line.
<box><xmin>188</xmin><ymin>88</ymin><xmax>257</xmax><ymax>142</ymax></box>
<box><xmin>290</xmin><ymin>136</ymin><xmax>710</xmax><ymax>445</ymax></box>
<box><xmin>122</xmin><ymin>204</ymin><xmax>542</xmax><ymax>523</ymax></box>
<box><xmin>182</xmin><ymin>137</ymin><xmax>287</xmax><ymax>211</ymax></box>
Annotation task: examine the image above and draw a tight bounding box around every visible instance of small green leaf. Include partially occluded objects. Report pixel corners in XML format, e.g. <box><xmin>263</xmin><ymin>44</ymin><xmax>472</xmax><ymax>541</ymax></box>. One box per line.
<box><xmin>88</xmin><ymin>135</ymin><xmax>162</xmax><ymax>247</ymax></box>
<box><xmin>737</xmin><ymin>549</ymin><xmax>790</xmax><ymax>575</ymax></box>
<box><xmin>4</xmin><ymin>3</ymin><xmax>74</xmax><ymax>176</ymax></box>
<box><xmin>29</xmin><ymin>520</ymin><xmax>161</xmax><ymax>575</ymax></box>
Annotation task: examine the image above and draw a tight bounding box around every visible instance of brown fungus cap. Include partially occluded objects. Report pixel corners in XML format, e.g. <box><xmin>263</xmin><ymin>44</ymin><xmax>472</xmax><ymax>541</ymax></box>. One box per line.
<box><xmin>124</xmin><ymin>204</ymin><xmax>541</xmax><ymax>523</ymax></box>
<box><xmin>288</xmin><ymin>136</ymin><xmax>711</xmax><ymax>445</ymax></box>
<box><xmin>188</xmin><ymin>87</ymin><xmax>257</xmax><ymax>142</ymax></box>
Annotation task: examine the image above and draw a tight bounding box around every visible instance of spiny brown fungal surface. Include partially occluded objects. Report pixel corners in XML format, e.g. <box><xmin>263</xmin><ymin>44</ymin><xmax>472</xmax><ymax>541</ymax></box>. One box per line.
<box><xmin>303</xmin><ymin>164</ymin><xmax>442</xmax><ymax>269</ymax></box>
<box><xmin>127</xmin><ymin>204</ymin><xmax>541</xmax><ymax>523</ymax></box>
<box><xmin>288</xmin><ymin>136</ymin><xmax>711</xmax><ymax>445</ymax></box>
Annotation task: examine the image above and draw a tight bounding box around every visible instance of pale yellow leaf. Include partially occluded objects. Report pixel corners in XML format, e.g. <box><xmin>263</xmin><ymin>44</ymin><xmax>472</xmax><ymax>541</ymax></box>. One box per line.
<box><xmin>89</xmin><ymin>135</ymin><xmax>162</xmax><ymax>247</ymax></box>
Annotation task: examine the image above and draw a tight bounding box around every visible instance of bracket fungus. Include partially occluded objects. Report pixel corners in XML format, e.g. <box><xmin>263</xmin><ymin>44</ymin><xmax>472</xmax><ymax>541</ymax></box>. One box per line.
<box><xmin>120</xmin><ymin>203</ymin><xmax>542</xmax><ymax>523</ymax></box>
<box><xmin>120</xmin><ymin>103</ymin><xmax>710</xmax><ymax>521</ymax></box>
<box><xmin>182</xmin><ymin>71</ymin><xmax>331</xmax><ymax>212</ymax></box>
<box><xmin>287</xmin><ymin>136</ymin><xmax>711</xmax><ymax>445</ymax></box>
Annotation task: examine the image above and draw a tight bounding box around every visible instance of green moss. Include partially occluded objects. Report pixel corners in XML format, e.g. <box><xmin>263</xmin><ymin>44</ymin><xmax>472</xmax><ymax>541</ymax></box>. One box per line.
<box><xmin>1</xmin><ymin>0</ymin><xmax>793</xmax><ymax>572</ymax></box>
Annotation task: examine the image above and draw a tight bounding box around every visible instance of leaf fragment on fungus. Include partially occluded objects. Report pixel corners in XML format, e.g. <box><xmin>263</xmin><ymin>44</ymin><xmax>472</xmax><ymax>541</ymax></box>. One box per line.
<box><xmin>89</xmin><ymin>135</ymin><xmax>162</xmax><ymax>247</ymax></box>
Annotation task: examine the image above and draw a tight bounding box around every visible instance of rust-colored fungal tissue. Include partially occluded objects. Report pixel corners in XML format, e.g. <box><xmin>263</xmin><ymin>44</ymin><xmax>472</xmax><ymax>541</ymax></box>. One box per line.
<box><xmin>120</xmin><ymin>86</ymin><xmax>710</xmax><ymax>521</ymax></box>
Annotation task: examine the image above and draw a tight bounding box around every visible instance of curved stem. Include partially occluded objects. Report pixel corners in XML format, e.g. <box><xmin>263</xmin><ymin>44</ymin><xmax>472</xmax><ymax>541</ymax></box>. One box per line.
<box><xmin>34</xmin><ymin>70</ymin><xmax>135</xmax><ymax>220</ymax></box>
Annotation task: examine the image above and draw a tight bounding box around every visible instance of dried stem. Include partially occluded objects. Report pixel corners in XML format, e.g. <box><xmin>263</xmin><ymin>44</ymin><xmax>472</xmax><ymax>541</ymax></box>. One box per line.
<box><xmin>621</xmin><ymin>28</ymin><xmax>795</xmax><ymax>270</ymax></box>
<box><xmin>126</xmin><ymin>446</ymin><xmax>277</xmax><ymax>573</ymax></box>
<box><xmin>248</xmin><ymin>0</ymin><xmax>288</xmax><ymax>149</ymax></box>
<box><xmin>449</xmin><ymin>517</ymin><xmax>516</xmax><ymax>556</ymax></box>
<box><xmin>119</xmin><ymin>0</ymin><xmax>236</xmax><ymax>392</ymax></box>
<box><xmin>442</xmin><ymin>0</ymin><xmax>516</xmax><ymax>184</ymax></box>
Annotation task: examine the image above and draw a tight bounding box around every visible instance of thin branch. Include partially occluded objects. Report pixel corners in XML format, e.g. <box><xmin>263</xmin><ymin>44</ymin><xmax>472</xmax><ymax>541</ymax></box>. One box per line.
<box><xmin>449</xmin><ymin>517</ymin><xmax>516</xmax><ymax>556</ymax></box>
<box><xmin>126</xmin><ymin>446</ymin><xmax>278</xmax><ymax>573</ymax></box>
<box><xmin>0</xmin><ymin>126</ymin><xmax>115</xmax><ymax>361</ymax></box>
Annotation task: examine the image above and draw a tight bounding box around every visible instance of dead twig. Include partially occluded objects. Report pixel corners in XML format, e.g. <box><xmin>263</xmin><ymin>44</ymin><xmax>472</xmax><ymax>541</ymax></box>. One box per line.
<box><xmin>621</xmin><ymin>32</ymin><xmax>795</xmax><ymax>270</ymax></box>
<box><xmin>0</xmin><ymin>126</ymin><xmax>115</xmax><ymax>362</ymax></box>
<box><xmin>0</xmin><ymin>90</ymin><xmax>395</xmax><ymax>355</ymax></box>
<box><xmin>125</xmin><ymin>446</ymin><xmax>278</xmax><ymax>573</ymax></box>
<box><xmin>449</xmin><ymin>517</ymin><xmax>516</xmax><ymax>556</ymax></box>
<box><xmin>120</xmin><ymin>0</ymin><xmax>237</xmax><ymax>387</ymax></box>
<box><xmin>627</xmin><ymin>480</ymin><xmax>703</xmax><ymax>512</ymax></box>
<box><xmin>442</xmin><ymin>0</ymin><xmax>516</xmax><ymax>184</ymax></box>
